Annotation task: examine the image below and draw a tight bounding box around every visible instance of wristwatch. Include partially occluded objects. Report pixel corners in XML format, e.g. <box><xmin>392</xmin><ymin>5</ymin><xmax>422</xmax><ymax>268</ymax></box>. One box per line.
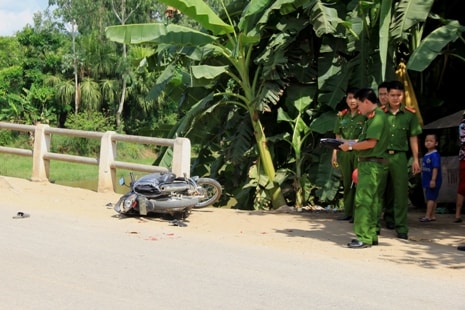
<box><xmin>348</xmin><ymin>145</ymin><xmax>353</xmax><ymax>151</ymax></box>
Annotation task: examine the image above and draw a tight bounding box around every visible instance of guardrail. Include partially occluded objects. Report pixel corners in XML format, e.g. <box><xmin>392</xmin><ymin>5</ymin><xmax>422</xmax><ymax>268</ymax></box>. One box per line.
<box><xmin>0</xmin><ymin>122</ymin><xmax>191</xmax><ymax>192</ymax></box>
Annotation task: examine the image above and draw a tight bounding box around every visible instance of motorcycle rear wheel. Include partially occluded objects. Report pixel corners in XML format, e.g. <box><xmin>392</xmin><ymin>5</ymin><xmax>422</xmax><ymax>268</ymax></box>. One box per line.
<box><xmin>194</xmin><ymin>178</ymin><xmax>222</xmax><ymax>208</ymax></box>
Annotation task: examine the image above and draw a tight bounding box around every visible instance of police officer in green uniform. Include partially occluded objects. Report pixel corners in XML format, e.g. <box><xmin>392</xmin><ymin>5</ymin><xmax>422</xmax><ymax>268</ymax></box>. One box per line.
<box><xmin>333</xmin><ymin>87</ymin><xmax>366</xmax><ymax>222</ymax></box>
<box><xmin>383</xmin><ymin>80</ymin><xmax>422</xmax><ymax>239</ymax></box>
<box><xmin>339</xmin><ymin>88</ymin><xmax>389</xmax><ymax>248</ymax></box>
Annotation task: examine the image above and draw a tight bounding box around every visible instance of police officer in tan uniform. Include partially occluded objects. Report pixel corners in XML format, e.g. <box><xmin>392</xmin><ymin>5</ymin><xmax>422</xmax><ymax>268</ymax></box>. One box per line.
<box><xmin>382</xmin><ymin>80</ymin><xmax>422</xmax><ymax>240</ymax></box>
<box><xmin>339</xmin><ymin>88</ymin><xmax>389</xmax><ymax>248</ymax></box>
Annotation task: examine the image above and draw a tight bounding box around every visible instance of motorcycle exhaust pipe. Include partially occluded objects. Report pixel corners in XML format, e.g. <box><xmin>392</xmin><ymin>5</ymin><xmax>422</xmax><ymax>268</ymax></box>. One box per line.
<box><xmin>159</xmin><ymin>183</ymin><xmax>190</xmax><ymax>192</ymax></box>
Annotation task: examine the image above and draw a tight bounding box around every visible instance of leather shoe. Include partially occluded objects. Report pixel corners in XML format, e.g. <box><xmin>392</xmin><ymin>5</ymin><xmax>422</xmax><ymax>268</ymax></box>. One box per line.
<box><xmin>337</xmin><ymin>215</ymin><xmax>352</xmax><ymax>221</ymax></box>
<box><xmin>347</xmin><ymin>239</ymin><xmax>371</xmax><ymax>248</ymax></box>
<box><xmin>397</xmin><ymin>233</ymin><xmax>408</xmax><ymax>240</ymax></box>
<box><xmin>457</xmin><ymin>245</ymin><xmax>465</xmax><ymax>251</ymax></box>
<box><xmin>386</xmin><ymin>222</ymin><xmax>395</xmax><ymax>230</ymax></box>
<box><xmin>372</xmin><ymin>240</ymin><xmax>378</xmax><ymax>246</ymax></box>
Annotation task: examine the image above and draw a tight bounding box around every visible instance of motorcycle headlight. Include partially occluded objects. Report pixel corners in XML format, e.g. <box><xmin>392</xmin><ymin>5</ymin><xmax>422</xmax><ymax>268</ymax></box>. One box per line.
<box><xmin>123</xmin><ymin>194</ymin><xmax>138</xmax><ymax>211</ymax></box>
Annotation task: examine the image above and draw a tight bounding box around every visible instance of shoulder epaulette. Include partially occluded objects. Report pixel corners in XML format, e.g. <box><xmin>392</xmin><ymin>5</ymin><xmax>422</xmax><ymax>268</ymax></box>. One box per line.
<box><xmin>367</xmin><ymin>110</ymin><xmax>376</xmax><ymax>119</ymax></box>
<box><xmin>404</xmin><ymin>106</ymin><xmax>416</xmax><ymax>113</ymax></box>
<box><xmin>381</xmin><ymin>105</ymin><xmax>388</xmax><ymax>113</ymax></box>
<box><xmin>337</xmin><ymin>109</ymin><xmax>348</xmax><ymax>117</ymax></box>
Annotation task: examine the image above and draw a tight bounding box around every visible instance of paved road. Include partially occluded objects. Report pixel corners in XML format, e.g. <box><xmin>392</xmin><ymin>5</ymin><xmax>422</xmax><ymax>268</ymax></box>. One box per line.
<box><xmin>1</xmin><ymin>199</ymin><xmax>464</xmax><ymax>310</ymax></box>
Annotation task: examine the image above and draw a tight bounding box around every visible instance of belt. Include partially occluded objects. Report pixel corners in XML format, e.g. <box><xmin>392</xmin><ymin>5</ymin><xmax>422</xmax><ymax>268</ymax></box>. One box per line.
<box><xmin>358</xmin><ymin>157</ymin><xmax>388</xmax><ymax>164</ymax></box>
<box><xmin>386</xmin><ymin>150</ymin><xmax>405</xmax><ymax>155</ymax></box>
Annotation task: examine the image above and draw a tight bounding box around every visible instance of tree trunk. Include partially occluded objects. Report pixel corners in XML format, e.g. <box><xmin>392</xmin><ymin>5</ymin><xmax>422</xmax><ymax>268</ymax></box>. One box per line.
<box><xmin>116</xmin><ymin>77</ymin><xmax>126</xmax><ymax>131</ymax></box>
<box><xmin>251</xmin><ymin>115</ymin><xmax>287</xmax><ymax>209</ymax></box>
<box><xmin>71</xmin><ymin>20</ymin><xmax>79</xmax><ymax>114</ymax></box>
<box><xmin>112</xmin><ymin>0</ymin><xmax>136</xmax><ymax>131</ymax></box>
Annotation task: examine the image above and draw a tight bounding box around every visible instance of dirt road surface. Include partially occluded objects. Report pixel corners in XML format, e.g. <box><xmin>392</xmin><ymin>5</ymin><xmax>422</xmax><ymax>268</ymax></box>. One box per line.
<box><xmin>1</xmin><ymin>176</ymin><xmax>464</xmax><ymax>309</ymax></box>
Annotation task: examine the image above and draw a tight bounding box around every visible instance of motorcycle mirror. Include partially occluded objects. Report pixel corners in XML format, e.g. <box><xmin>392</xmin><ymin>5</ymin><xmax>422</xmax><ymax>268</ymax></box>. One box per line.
<box><xmin>119</xmin><ymin>176</ymin><xmax>126</xmax><ymax>186</ymax></box>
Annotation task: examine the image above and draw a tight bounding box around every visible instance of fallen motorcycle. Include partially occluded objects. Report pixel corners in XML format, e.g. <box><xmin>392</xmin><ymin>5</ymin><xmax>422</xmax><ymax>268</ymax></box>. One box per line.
<box><xmin>114</xmin><ymin>172</ymin><xmax>222</xmax><ymax>221</ymax></box>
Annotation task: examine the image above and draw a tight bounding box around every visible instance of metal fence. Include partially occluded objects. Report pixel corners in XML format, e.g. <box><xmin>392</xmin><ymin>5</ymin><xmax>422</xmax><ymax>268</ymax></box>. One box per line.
<box><xmin>0</xmin><ymin>122</ymin><xmax>191</xmax><ymax>192</ymax></box>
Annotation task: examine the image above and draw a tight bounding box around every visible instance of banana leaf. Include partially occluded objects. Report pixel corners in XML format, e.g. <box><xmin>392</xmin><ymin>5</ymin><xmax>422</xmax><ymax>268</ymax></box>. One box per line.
<box><xmin>158</xmin><ymin>0</ymin><xmax>234</xmax><ymax>35</ymax></box>
<box><xmin>106</xmin><ymin>23</ymin><xmax>217</xmax><ymax>46</ymax></box>
<box><xmin>407</xmin><ymin>21</ymin><xmax>465</xmax><ymax>72</ymax></box>
<box><xmin>309</xmin><ymin>111</ymin><xmax>337</xmax><ymax>134</ymax></box>
<box><xmin>390</xmin><ymin>0</ymin><xmax>434</xmax><ymax>41</ymax></box>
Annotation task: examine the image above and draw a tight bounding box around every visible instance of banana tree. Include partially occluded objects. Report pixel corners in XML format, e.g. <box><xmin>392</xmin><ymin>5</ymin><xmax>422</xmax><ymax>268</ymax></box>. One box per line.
<box><xmin>106</xmin><ymin>0</ymin><xmax>290</xmax><ymax>208</ymax></box>
<box><xmin>274</xmin><ymin>85</ymin><xmax>314</xmax><ymax>209</ymax></box>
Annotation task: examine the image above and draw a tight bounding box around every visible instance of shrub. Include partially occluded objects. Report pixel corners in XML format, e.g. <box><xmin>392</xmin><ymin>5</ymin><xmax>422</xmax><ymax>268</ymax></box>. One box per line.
<box><xmin>57</xmin><ymin>111</ymin><xmax>116</xmax><ymax>156</ymax></box>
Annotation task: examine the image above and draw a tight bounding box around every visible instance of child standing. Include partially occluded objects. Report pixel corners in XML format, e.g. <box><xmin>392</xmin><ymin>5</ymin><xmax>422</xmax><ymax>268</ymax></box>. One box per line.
<box><xmin>420</xmin><ymin>134</ymin><xmax>442</xmax><ymax>222</ymax></box>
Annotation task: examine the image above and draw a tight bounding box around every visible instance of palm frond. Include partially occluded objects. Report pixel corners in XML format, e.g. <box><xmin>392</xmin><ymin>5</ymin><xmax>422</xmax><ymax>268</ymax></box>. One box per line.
<box><xmin>100</xmin><ymin>79</ymin><xmax>120</xmax><ymax>105</ymax></box>
<box><xmin>80</xmin><ymin>77</ymin><xmax>101</xmax><ymax>111</ymax></box>
<box><xmin>128</xmin><ymin>46</ymin><xmax>156</xmax><ymax>64</ymax></box>
<box><xmin>56</xmin><ymin>80</ymin><xmax>75</xmax><ymax>107</ymax></box>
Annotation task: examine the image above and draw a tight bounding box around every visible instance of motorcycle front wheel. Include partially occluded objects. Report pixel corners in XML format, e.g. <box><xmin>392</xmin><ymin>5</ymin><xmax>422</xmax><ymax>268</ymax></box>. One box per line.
<box><xmin>194</xmin><ymin>178</ymin><xmax>222</xmax><ymax>208</ymax></box>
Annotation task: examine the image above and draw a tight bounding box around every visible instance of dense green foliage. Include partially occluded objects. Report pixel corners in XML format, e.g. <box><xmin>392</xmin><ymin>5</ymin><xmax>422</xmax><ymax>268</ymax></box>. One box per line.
<box><xmin>1</xmin><ymin>0</ymin><xmax>465</xmax><ymax>210</ymax></box>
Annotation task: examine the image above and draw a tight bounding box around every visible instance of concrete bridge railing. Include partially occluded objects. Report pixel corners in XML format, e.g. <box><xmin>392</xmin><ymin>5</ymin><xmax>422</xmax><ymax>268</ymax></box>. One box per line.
<box><xmin>0</xmin><ymin>122</ymin><xmax>190</xmax><ymax>192</ymax></box>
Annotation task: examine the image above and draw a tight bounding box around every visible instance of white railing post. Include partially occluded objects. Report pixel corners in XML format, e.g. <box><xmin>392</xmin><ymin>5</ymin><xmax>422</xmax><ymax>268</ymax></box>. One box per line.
<box><xmin>172</xmin><ymin>137</ymin><xmax>191</xmax><ymax>177</ymax></box>
<box><xmin>31</xmin><ymin>124</ymin><xmax>51</xmax><ymax>182</ymax></box>
<box><xmin>97</xmin><ymin>131</ymin><xmax>117</xmax><ymax>192</ymax></box>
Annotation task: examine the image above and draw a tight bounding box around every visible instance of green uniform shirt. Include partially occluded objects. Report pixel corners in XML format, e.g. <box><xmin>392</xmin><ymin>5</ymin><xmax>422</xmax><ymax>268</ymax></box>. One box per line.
<box><xmin>384</xmin><ymin>105</ymin><xmax>422</xmax><ymax>151</ymax></box>
<box><xmin>357</xmin><ymin>107</ymin><xmax>389</xmax><ymax>158</ymax></box>
<box><xmin>333</xmin><ymin>109</ymin><xmax>366</xmax><ymax>140</ymax></box>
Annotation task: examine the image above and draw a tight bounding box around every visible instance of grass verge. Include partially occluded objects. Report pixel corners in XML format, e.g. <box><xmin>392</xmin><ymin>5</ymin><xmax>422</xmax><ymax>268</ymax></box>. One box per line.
<box><xmin>0</xmin><ymin>149</ymin><xmax>157</xmax><ymax>194</ymax></box>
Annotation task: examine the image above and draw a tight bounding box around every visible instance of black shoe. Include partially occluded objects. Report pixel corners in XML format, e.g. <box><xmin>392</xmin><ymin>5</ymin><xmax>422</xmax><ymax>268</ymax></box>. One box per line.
<box><xmin>337</xmin><ymin>215</ymin><xmax>352</xmax><ymax>221</ymax></box>
<box><xmin>347</xmin><ymin>239</ymin><xmax>371</xmax><ymax>248</ymax></box>
<box><xmin>386</xmin><ymin>222</ymin><xmax>395</xmax><ymax>230</ymax></box>
<box><xmin>397</xmin><ymin>233</ymin><xmax>408</xmax><ymax>240</ymax></box>
<box><xmin>458</xmin><ymin>245</ymin><xmax>465</xmax><ymax>251</ymax></box>
<box><xmin>349</xmin><ymin>218</ymin><xmax>354</xmax><ymax>223</ymax></box>
<box><xmin>454</xmin><ymin>218</ymin><xmax>462</xmax><ymax>223</ymax></box>
<box><xmin>372</xmin><ymin>240</ymin><xmax>378</xmax><ymax>246</ymax></box>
